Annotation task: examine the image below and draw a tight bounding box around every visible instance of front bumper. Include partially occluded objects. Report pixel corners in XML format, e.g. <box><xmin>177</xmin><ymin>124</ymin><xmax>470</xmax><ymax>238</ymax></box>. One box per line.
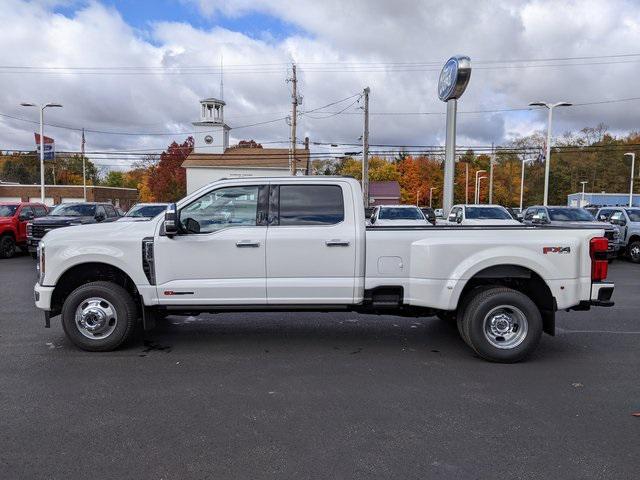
<box><xmin>34</xmin><ymin>282</ymin><xmax>54</xmax><ymax>311</ymax></box>
<box><xmin>27</xmin><ymin>237</ymin><xmax>41</xmax><ymax>252</ymax></box>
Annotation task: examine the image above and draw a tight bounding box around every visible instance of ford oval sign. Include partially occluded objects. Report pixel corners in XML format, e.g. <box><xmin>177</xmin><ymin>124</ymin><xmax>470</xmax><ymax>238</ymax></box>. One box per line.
<box><xmin>438</xmin><ymin>55</ymin><xmax>471</xmax><ymax>102</ymax></box>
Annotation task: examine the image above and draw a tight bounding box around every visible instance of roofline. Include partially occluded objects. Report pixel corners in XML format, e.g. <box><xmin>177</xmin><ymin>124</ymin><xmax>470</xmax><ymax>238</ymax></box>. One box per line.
<box><xmin>0</xmin><ymin>184</ymin><xmax>137</xmax><ymax>191</ymax></box>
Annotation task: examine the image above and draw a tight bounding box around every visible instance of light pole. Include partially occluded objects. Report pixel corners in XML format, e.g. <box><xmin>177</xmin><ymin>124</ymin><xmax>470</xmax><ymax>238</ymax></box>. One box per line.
<box><xmin>429</xmin><ymin>187</ymin><xmax>437</xmax><ymax>208</ymax></box>
<box><xmin>478</xmin><ymin>176</ymin><xmax>487</xmax><ymax>204</ymax></box>
<box><xmin>474</xmin><ymin>169</ymin><xmax>486</xmax><ymax>204</ymax></box>
<box><xmin>20</xmin><ymin>102</ymin><xmax>63</xmax><ymax>203</ymax></box>
<box><xmin>625</xmin><ymin>152</ymin><xmax>636</xmax><ymax>207</ymax></box>
<box><xmin>465</xmin><ymin>162</ymin><xmax>469</xmax><ymax>204</ymax></box>
<box><xmin>580</xmin><ymin>181</ymin><xmax>588</xmax><ymax>207</ymax></box>
<box><xmin>519</xmin><ymin>158</ymin><xmax>530</xmax><ymax>212</ymax></box>
<box><xmin>529</xmin><ymin>101</ymin><xmax>572</xmax><ymax>205</ymax></box>
<box><xmin>416</xmin><ymin>189</ymin><xmax>420</xmax><ymax>207</ymax></box>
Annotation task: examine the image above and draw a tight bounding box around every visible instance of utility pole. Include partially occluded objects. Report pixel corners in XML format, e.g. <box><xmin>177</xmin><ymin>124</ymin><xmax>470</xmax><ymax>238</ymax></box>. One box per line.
<box><xmin>362</xmin><ymin>87</ymin><xmax>370</xmax><ymax>208</ymax></box>
<box><xmin>288</xmin><ymin>63</ymin><xmax>298</xmax><ymax>175</ymax></box>
<box><xmin>82</xmin><ymin>128</ymin><xmax>87</xmax><ymax>201</ymax></box>
<box><xmin>488</xmin><ymin>143</ymin><xmax>494</xmax><ymax>204</ymax></box>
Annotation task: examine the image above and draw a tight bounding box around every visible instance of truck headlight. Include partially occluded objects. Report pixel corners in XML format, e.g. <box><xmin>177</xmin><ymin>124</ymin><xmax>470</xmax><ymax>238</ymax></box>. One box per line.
<box><xmin>37</xmin><ymin>243</ymin><xmax>45</xmax><ymax>284</ymax></box>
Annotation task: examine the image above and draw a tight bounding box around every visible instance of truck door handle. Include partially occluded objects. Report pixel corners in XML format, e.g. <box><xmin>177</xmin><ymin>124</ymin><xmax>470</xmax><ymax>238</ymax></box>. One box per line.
<box><xmin>236</xmin><ymin>240</ymin><xmax>261</xmax><ymax>248</ymax></box>
<box><xmin>325</xmin><ymin>240</ymin><xmax>350</xmax><ymax>247</ymax></box>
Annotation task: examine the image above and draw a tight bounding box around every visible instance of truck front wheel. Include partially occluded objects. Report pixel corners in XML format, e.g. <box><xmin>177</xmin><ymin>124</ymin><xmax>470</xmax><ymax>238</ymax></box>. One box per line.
<box><xmin>0</xmin><ymin>235</ymin><xmax>16</xmax><ymax>259</ymax></box>
<box><xmin>460</xmin><ymin>287</ymin><xmax>542</xmax><ymax>363</ymax></box>
<box><xmin>61</xmin><ymin>281</ymin><xmax>138</xmax><ymax>351</ymax></box>
<box><xmin>628</xmin><ymin>241</ymin><xmax>640</xmax><ymax>263</ymax></box>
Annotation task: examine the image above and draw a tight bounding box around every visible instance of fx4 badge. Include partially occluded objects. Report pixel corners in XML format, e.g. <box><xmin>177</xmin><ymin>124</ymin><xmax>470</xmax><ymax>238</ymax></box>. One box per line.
<box><xmin>543</xmin><ymin>246</ymin><xmax>571</xmax><ymax>254</ymax></box>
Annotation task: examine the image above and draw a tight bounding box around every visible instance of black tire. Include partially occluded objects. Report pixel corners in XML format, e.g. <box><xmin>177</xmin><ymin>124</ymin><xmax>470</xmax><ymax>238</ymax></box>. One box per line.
<box><xmin>0</xmin><ymin>235</ymin><xmax>16</xmax><ymax>259</ymax></box>
<box><xmin>456</xmin><ymin>285</ymin><xmax>495</xmax><ymax>347</ymax></box>
<box><xmin>627</xmin><ymin>241</ymin><xmax>640</xmax><ymax>263</ymax></box>
<box><xmin>459</xmin><ymin>287</ymin><xmax>542</xmax><ymax>363</ymax></box>
<box><xmin>61</xmin><ymin>281</ymin><xmax>138</xmax><ymax>351</ymax></box>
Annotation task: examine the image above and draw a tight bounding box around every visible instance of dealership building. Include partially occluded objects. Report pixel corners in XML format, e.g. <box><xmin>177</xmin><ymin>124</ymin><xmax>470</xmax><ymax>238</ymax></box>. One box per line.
<box><xmin>567</xmin><ymin>192</ymin><xmax>640</xmax><ymax>208</ymax></box>
<box><xmin>0</xmin><ymin>183</ymin><xmax>138</xmax><ymax>209</ymax></box>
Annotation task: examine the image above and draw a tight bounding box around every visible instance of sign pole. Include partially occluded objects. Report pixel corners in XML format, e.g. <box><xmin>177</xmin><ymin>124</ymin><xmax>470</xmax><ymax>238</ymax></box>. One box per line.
<box><xmin>39</xmin><ymin>106</ymin><xmax>45</xmax><ymax>203</ymax></box>
<box><xmin>437</xmin><ymin>55</ymin><xmax>471</xmax><ymax>217</ymax></box>
<box><xmin>443</xmin><ymin>99</ymin><xmax>457</xmax><ymax>215</ymax></box>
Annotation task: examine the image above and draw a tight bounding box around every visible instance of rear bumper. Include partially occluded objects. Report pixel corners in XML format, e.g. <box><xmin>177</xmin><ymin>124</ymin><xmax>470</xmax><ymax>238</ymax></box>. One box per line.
<box><xmin>591</xmin><ymin>281</ymin><xmax>614</xmax><ymax>306</ymax></box>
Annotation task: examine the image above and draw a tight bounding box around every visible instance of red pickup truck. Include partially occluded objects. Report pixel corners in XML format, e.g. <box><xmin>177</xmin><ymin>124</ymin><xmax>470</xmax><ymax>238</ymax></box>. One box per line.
<box><xmin>0</xmin><ymin>202</ymin><xmax>48</xmax><ymax>258</ymax></box>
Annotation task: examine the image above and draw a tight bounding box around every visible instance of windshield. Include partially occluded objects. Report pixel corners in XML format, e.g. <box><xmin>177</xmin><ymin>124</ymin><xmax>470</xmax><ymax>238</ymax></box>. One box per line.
<box><xmin>626</xmin><ymin>209</ymin><xmax>640</xmax><ymax>222</ymax></box>
<box><xmin>49</xmin><ymin>204</ymin><xmax>96</xmax><ymax>217</ymax></box>
<box><xmin>126</xmin><ymin>204</ymin><xmax>167</xmax><ymax>218</ymax></box>
<box><xmin>0</xmin><ymin>205</ymin><xmax>18</xmax><ymax>217</ymax></box>
<box><xmin>465</xmin><ymin>207</ymin><xmax>512</xmax><ymax>220</ymax></box>
<box><xmin>548</xmin><ymin>208</ymin><xmax>594</xmax><ymax>221</ymax></box>
<box><xmin>378</xmin><ymin>207</ymin><xmax>424</xmax><ymax>220</ymax></box>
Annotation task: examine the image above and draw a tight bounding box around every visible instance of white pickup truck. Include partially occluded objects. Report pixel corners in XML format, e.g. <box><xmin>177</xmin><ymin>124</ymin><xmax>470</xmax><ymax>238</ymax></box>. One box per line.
<box><xmin>34</xmin><ymin>177</ymin><xmax>614</xmax><ymax>362</ymax></box>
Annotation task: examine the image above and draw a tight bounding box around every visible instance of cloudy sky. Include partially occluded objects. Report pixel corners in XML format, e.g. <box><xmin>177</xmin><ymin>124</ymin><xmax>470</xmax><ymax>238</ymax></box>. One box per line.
<box><xmin>0</xmin><ymin>0</ymin><xmax>639</xmax><ymax>170</ymax></box>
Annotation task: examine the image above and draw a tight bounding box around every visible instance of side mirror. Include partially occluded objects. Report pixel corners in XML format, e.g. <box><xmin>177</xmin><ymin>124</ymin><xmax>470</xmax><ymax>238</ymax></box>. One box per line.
<box><xmin>95</xmin><ymin>213</ymin><xmax>106</xmax><ymax>222</ymax></box>
<box><xmin>456</xmin><ymin>215</ymin><xmax>463</xmax><ymax>224</ymax></box>
<box><xmin>19</xmin><ymin>211</ymin><xmax>34</xmax><ymax>221</ymax></box>
<box><xmin>164</xmin><ymin>203</ymin><xmax>178</xmax><ymax>236</ymax></box>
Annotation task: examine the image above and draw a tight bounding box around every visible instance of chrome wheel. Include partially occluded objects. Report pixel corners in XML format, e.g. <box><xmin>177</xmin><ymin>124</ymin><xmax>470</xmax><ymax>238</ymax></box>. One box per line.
<box><xmin>74</xmin><ymin>297</ymin><xmax>118</xmax><ymax>340</ymax></box>
<box><xmin>482</xmin><ymin>305</ymin><xmax>528</xmax><ymax>349</ymax></box>
<box><xmin>630</xmin><ymin>244</ymin><xmax>640</xmax><ymax>261</ymax></box>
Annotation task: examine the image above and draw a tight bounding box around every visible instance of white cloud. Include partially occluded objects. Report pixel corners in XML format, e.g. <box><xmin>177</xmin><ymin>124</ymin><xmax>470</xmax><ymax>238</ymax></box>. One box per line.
<box><xmin>0</xmin><ymin>0</ymin><xmax>639</xmax><ymax>172</ymax></box>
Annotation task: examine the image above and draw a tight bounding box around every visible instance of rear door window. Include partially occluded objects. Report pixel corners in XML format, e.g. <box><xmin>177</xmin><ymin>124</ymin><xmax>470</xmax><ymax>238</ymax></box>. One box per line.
<box><xmin>276</xmin><ymin>185</ymin><xmax>344</xmax><ymax>226</ymax></box>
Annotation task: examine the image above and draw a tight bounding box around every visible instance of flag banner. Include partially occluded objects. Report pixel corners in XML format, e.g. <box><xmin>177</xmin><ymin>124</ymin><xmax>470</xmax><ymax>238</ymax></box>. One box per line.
<box><xmin>34</xmin><ymin>133</ymin><xmax>55</xmax><ymax>161</ymax></box>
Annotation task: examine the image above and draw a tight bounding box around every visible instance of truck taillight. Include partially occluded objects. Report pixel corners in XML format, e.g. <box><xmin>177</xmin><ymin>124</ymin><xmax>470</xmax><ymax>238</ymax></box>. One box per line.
<box><xmin>590</xmin><ymin>237</ymin><xmax>608</xmax><ymax>282</ymax></box>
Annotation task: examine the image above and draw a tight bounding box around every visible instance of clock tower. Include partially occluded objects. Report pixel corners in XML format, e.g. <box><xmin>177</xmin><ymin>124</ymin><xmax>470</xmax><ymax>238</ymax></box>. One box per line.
<box><xmin>192</xmin><ymin>98</ymin><xmax>230</xmax><ymax>154</ymax></box>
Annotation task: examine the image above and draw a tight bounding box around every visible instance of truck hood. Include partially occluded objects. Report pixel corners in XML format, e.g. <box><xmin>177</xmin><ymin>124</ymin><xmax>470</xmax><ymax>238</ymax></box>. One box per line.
<box><xmin>33</xmin><ymin>216</ymin><xmax>95</xmax><ymax>226</ymax></box>
<box><xmin>41</xmin><ymin>218</ymin><xmax>158</xmax><ymax>244</ymax></box>
<box><xmin>373</xmin><ymin>219</ymin><xmax>430</xmax><ymax>226</ymax></box>
<box><xmin>463</xmin><ymin>219</ymin><xmax>521</xmax><ymax>225</ymax></box>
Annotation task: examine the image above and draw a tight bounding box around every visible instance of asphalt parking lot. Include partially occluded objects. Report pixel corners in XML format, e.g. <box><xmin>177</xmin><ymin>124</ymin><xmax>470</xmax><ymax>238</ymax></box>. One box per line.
<box><xmin>1</xmin><ymin>255</ymin><xmax>638</xmax><ymax>479</ymax></box>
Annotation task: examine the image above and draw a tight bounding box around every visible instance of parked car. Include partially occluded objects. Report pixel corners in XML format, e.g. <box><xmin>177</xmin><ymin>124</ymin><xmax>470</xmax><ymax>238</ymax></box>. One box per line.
<box><xmin>34</xmin><ymin>177</ymin><xmax>613</xmax><ymax>363</ymax></box>
<box><xmin>118</xmin><ymin>203</ymin><xmax>169</xmax><ymax>222</ymax></box>
<box><xmin>595</xmin><ymin>207</ymin><xmax>640</xmax><ymax>263</ymax></box>
<box><xmin>420</xmin><ymin>207</ymin><xmax>437</xmax><ymax>225</ymax></box>
<box><xmin>0</xmin><ymin>202</ymin><xmax>48</xmax><ymax>258</ymax></box>
<box><xmin>27</xmin><ymin>202</ymin><xmax>120</xmax><ymax>256</ymax></box>
<box><xmin>523</xmin><ymin>206</ymin><xmax>621</xmax><ymax>259</ymax></box>
<box><xmin>369</xmin><ymin>205</ymin><xmax>430</xmax><ymax>226</ymax></box>
<box><xmin>447</xmin><ymin>205</ymin><xmax>521</xmax><ymax>226</ymax></box>
<box><xmin>434</xmin><ymin>208</ymin><xmax>444</xmax><ymax>218</ymax></box>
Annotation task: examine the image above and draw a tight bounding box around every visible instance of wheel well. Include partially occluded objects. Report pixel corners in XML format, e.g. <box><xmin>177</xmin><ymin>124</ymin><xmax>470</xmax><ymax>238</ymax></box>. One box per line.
<box><xmin>0</xmin><ymin>229</ymin><xmax>16</xmax><ymax>239</ymax></box>
<box><xmin>458</xmin><ymin>264</ymin><xmax>556</xmax><ymax>335</ymax></box>
<box><xmin>51</xmin><ymin>263</ymin><xmax>139</xmax><ymax>317</ymax></box>
<box><xmin>628</xmin><ymin>235</ymin><xmax>640</xmax><ymax>244</ymax></box>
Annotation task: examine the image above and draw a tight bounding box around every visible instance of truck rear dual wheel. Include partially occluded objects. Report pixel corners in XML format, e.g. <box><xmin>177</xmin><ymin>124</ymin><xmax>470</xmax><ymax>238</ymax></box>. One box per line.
<box><xmin>459</xmin><ymin>287</ymin><xmax>542</xmax><ymax>363</ymax></box>
<box><xmin>61</xmin><ymin>281</ymin><xmax>138</xmax><ymax>351</ymax></box>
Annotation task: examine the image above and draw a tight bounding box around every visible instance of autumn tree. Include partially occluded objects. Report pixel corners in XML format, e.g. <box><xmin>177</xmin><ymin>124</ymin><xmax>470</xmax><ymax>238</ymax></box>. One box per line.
<box><xmin>146</xmin><ymin>137</ymin><xmax>193</xmax><ymax>202</ymax></box>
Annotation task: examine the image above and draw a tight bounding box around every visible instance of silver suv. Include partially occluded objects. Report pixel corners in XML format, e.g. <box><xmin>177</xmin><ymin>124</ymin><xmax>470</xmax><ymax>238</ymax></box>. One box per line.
<box><xmin>523</xmin><ymin>206</ymin><xmax>621</xmax><ymax>259</ymax></box>
<box><xmin>596</xmin><ymin>207</ymin><xmax>640</xmax><ymax>263</ymax></box>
